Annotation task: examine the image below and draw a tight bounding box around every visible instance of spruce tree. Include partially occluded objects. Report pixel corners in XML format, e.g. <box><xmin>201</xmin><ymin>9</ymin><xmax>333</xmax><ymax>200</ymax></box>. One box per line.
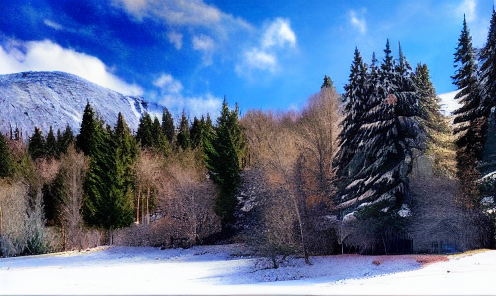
<box><xmin>206</xmin><ymin>99</ymin><xmax>243</xmax><ymax>232</ymax></box>
<box><xmin>479</xmin><ymin>9</ymin><xmax>496</xmax><ymax>175</ymax></box>
<box><xmin>136</xmin><ymin>113</ymin><xmax>154</xmax><ymax>148</ymax></box>
<box><xmin>452</xmin><ymin>16</ymin><xmax>486</xmax><ymax>207</ymax></box>
<box><xmin>177</xmin><ymin>111</ymin><xmax>191</xmax><ymax>150</ymax></box>
<box><xmin>343</xmin><ymin>40</ymin><xmax>421</xmax><ymax>229</ymax></box>
<box><xmin>161</xmin><ymin>107</ymin><xmax>175</xmax><ymax>144</ymax></box>
<box><xmin>28</xmin><ymin>127</ymin><xmax>46</xmax><ymax>160</ymax></box>
<box><xmin>190</xmin><ymin>116</ymin><xmax>203</xmax><ymax>149</ymax></box>
<box><xmin>335</xmin><ymin>48</ymin><xmax>368</xmax><ymax>201</ymax></box>
<box><xmin>45</xmin><ymin>126</ymin><xmax>57</xmax><ymax>159</ymax></box>
<box><xmin>0</xmin><ymin>133</ymin><xmax>12</xmax><ymax>178</ymax></box>
<box><xmin>57</xmin><ymin>125</ymin><xmax>74</xmax><ymax>155</ymax></box>
<box><xmin>77</xmin><ymin>102</ymin><xmax>98</xmax><ymax>156</ymax></box>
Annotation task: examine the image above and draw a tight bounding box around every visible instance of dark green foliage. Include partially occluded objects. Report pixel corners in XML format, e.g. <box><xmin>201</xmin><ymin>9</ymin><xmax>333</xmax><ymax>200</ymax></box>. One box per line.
<box><xmin>79</xmin><ymin>105</ymin><xmax>134</xmax><ymax>232</ymax></box>
<box><xmin>335</xmin><ymin>48</ymin><xmax>368</xmax><ymax>196</ymax></box>
<box><xmin>45</xmin><ymin>126</ymin><xmax>57</xmax><ymax>159</ymax></box>
<box><xmin>114</xmin><ymin>112</ymin><xmax>139</xmax><ymax>199</ymax></box>
<box><xmin>480</xmin><ymin>9</ymin><xmax>496</xmax><ymax>176</ymax></box>
<box><xmin>452</xmin><ymin>16</ymin><xmax>486</xmax><ymax>207</ymax></box>
<box><xmin>136</xmin><ymin>113</ymin><xmax>154</xmax><ymax>148</ymax></box>
<box><xmin>76</xmin><ymin>102</ymin><xmax>98</xmax><ymax>156</ymax></box>
<box><xmin>321</xmin><ymin>75</ymin><xmax>334</xmax><ymax>89</ymax></box>
<box><xmin>28</xmin><ymin>127</ymin><xmax>46</xmax><ymax>160</ymax></box>
<box><xmin>57</xmin><ymin>125</ymin><xmax>74</xmax><ymax>155</ymax></box>
<box><xmin>161</xmin><ymin>107</ymin><xmax>175</xmax><ymax>144</ymax></box>
<box><xmin>0</xmin><ymin>133</ymin><xmax>12</xmax><ymax>178</ymax></box>
<box><xmin>177</xmin><ymin>111</ymin><xmax>191</xmax><ymax>150</ymax></box>
<box><xmin>206</xmin><ymin>98</ymin><xmax>243</xmax><ymax>230</ymax></box>
<box><xmin>42</xmin><ymin>172</ymin><xmax>64</xmax><ymax>226</ymax></box>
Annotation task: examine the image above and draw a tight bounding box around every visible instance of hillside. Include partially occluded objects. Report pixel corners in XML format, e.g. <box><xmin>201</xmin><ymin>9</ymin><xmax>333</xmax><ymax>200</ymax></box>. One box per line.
<box><xmin>0</xmin><ymin>71</ymin><xmax>158</xmax><ymax>138</ymax></box>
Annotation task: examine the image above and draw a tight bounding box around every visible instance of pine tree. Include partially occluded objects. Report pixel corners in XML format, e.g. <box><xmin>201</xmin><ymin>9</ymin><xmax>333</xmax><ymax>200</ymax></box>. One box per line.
<box><xmin>177</xmin><ymin>111</ymin><xmax>191</xmax><ymax>150</ymax></box>
<box><xmin>479</xmin><ymin>9</ymin><xmax>496</xmax><ymax>175</ymax></box>
<box><xmin>342</xmin><ymin>40</ymin><xmax>422</xmax><ymax>229</ymax></box>
<box><xmin>136</xmin><ymin>113</ymin><xmax>154</xmax><ymax>148</ymax></box>
<box><xmin>57</xmin><ymin>125</ymin><xmax>74</xmax><ymax>155</ymax></box>
<box><xmin>414</xmin><ymin>63</ymin><xmax>456</xmax><ymax>176</ymax></box>
<box><xmin>206</xmin><ymin>98</ymin><xmax>243</xmax><ymax>232</ymax></box>
<box><xmin>114</xmin><ymin>112</ymin><xmax>139</xmax><ymax>222</ymax></box>
<box><xmin>161</xmin><ymin>107</ymin><xmax>175</xmax><ymax>144</ymax></box>
<box><xmin>0</xmin><ymin>133</ymin><xmax>12</xmax><ymax>178</ymax></box>
<box><xmin>28</xmin><ymin>127</ymin><xmax>46</xmax><ymax>160</ymax></box>
<box><xmin>452</xmin><ymin>16</ymin><xmax>486</xmax><ymax>207</ymax></box>
<box><xmin>45</xmin><ymin>126</ymin><xmax>57</xmax><ymax>159</ymax></box>
<box><xmin>190</xmin><ymin>117</ymin><xmax>203</xmax><ymax>149</ymax></box>
<box><xmin>335</xmin><ymin>48</ymin><xmax>368</xmax><ymax>201</ymax></box>
<box><xmin>76</xmin><ymin>102</ymin><xmax>98</xmax><ymax>156</ymax></box>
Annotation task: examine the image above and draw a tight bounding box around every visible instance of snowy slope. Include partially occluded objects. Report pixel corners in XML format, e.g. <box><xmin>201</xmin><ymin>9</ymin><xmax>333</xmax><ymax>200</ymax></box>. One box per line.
<box><xmin>0</xmin><ymin>71</ymin><xmax>153</xmax><ymax>138</ymax></box>
<box><xmin>438</xmin><ymin>90</ymin><xmax>461</xmax><ymax>116</ymax></box>
<box><xmin>0</xmin><ymin>245</ymin><xmax>494</xmax><ymax>295</ymax></box>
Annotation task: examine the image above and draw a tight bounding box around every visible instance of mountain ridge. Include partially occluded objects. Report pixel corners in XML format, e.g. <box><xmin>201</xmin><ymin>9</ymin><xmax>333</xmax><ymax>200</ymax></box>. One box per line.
<box><xmin>0</xmin><ymin>71</ymin><xmax>157</xmax><ymax>139</ymax></box>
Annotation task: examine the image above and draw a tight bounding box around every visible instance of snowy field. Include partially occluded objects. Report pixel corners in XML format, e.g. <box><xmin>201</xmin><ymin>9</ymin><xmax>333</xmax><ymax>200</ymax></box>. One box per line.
<box><xmin>1</xmin><ymin>244</ymin><xmax>495</xmax><ymax>295</ymax></box>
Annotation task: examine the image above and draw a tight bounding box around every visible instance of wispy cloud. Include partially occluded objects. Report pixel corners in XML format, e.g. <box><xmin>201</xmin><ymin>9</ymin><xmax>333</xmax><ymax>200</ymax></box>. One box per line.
<box><xmin>456</xmin><ymin>0</ymin><xmax>476</xmax><ymax>22</ymax></box>
<box><xmin>349</xmin><ymin>10</ymin><xmax>367</xmax><ymax>34</ymax></box>
<box><xmin>167</xmin><ymin>31</ymin><xmax>183</xmax><ymax>50</ymax></box>
<box><xmin>152</xmin><ymin>72</ymin><xmax>221</xmax><ymax>119</ymax></box>
<box><xmin>237</xmin><ymin>18</ymin><xmax>296</xmax><ymax>77</ymax></box>
<box><xmin>43</xmin><ymin>19</ymin><xmax>63</xmax><ymax>30</ymax></box>
<box><xmin>192</xmin><ymin>34</ymin><xmax>215</xmax><ymax>65</ymax></box>
<box><xmin>153</xmin><ymin>73</ymin><xmax>183</xmax><ymax>94</ymax></box>
<box><xmin>0</xmin><ymin>39</ymin><xmax>143</xmax><ymax>96</ymax></box>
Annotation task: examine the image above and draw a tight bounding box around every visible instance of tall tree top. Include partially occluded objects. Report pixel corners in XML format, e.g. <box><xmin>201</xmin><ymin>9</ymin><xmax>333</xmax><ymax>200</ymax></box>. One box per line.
<box><xmin>381</xmin><ymin>39</ymin><xmax>394</xmax><ymax>73</ymax></box>
<box><xmin>321</xmin><ymin>75</ymin><xmax>334</xmax><ymax>89</ymax></box>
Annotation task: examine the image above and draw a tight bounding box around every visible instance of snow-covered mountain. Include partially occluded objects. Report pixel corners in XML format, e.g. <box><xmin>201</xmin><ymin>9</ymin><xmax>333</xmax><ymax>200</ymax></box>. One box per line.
<box><xmin>438</xmin><ymin>90</ymin><xmax>461</xmax><ymax>116</ymax></box>
<box><xmin>0</xmin><ymin>71</ymin><xmax>159</xmax><ymax>138</ymax></box>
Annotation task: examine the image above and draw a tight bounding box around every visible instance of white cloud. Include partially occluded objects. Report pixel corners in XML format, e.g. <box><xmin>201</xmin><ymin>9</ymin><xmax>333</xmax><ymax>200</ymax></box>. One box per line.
<box><xmin>456</xmin><ymin>0</ymin><xmax>476</xmax><ymax>22</ymax></box>
<box><xmin>113</xmin><ymin>0</ymin><xmax>221</xmax><ymax>26</ymax></box>
<box><xmin>192</xmin><ymin>34</ymin><xmax>215</xmax><ymax>65</ymax></box>
<box><xmin>261</xmin><ymin>18</ymin><xmax>296</xmax><ymax>49</ymax></box>
<box><xmin>153</xmin><ymin>73</ymin><xmax>183</xmax><ymax>93</ymax></box>
<box><xmin>43</xmin><ymin>19</ymin><xmax>63</xmax><ymax>30</ymax></box>
<box><xmin>349</xmin><ymin>10</ymin><xmax>367</xmax><ymax>34</ymax></box>
<box><xmin>0</xmin><ymin>39</ymin><xmax>143</xmax><ymax>96</ymax></box>
<box><xmin>243</xmin><ymin>48</ymin><xmax>277</xmax><ymax>72</ymax></box>
<box><xmin>236</xmin><ymin>18</ymin><xmax>296</xmax><ymax>77</ymax></box>
<box><xmin>152</xmin><ymin>73</ymin><xmax>221</xmax><ymax>119</ymax></box>
<box><xmin>167</xmin><ymin>31</ymin><xmax>183</xmax><ymax>50</ymax></box>
<box><xmin>159</xmin><ymin>93</ymin><xmax>222</xmax><ymax>120</ymax></box>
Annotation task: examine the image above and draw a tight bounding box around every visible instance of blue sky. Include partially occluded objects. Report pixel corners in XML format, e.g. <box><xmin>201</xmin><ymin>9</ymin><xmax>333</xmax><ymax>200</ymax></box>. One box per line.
<box><xmin>0</xmin><ymin>0</ymin><xmax>494</xmax><ymax>120</ymax></box>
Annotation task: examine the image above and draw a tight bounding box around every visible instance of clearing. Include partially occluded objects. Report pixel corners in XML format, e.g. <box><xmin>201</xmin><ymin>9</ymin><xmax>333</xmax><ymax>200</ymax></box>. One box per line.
<box><xmin>0</xmin><ymin>244</ymin><xmax>495</xmax><ymax>295</ymax></box>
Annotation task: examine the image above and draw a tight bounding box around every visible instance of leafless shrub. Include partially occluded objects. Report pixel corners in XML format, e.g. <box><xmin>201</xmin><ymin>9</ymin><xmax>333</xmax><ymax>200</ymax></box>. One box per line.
<box><xmin>0</xmin><ymin>181</ymin><xmax>50</xmax><ymax>256</ymax></box>
<box><xmin>409</xmin><ymin>165</ymin><xmax>492</xmax><ymax>252</ymax></box>
<box><xmin>115</xmin><ymin>149</ymin><xmax>220</xmax><ymax>247</ymax></box>
<box><xmin>59</xmin><ymin>144</ymin><xmax>89</xmax><ymax>251</ymax></box>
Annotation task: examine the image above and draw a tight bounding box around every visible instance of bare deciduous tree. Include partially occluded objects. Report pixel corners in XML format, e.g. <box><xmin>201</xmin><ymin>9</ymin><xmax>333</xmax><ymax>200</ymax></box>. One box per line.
<box><xmin>59</xmin><ymin>144</ymin><xmax>89</xmax><ymax>250</ymax></box>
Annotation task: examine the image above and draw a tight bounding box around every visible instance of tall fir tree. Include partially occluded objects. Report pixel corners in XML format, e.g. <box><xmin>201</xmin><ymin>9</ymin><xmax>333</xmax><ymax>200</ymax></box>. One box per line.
<box><xmin>0</xmin><ymin>133</ymin><xmax>12</xmax><ymax>178</ymax></box>
<box><xmin>190</xmin><ymin>116</ymin><xmax>203</xmax><ymax>149</ymax></box>
<box><xmin>452</xmin><ymin>16</ymin><xmax>486</xmax><ymax>208</ymax></box>
<box><xmin>161</xmin><ymin>107</ymin><xmax>175</xmax><ymax>144</ymax></box>
<box><xmin>177</xmin><ymin>111</ymin><xmax>191</xmax><ymax>150</ymax></box>
<box><xmin>206</xmin><ymin>98</ymin><xmax>243</xmax><ymax>232</ymax></box>
<box><xmin>136</xmin><ymin>113</ymin><xmax>154</xmax><ymax>148</ymax></box>
<box><xmin>341</xmin><ymin>40</ymin><xmax>422</xmax><ymax>235</ymax></box>
<box><xmin>76</xmin><ymin>102</ymin><xmax>98</xmax><ymax>156</ymax></box>
<box><xmin>335</xmin><ymin>48</ymin><xmax>369</xmax><ymax>201</ymax></box>
<box><xmin>57</xmin><ymin>125</ymin><xmax>74</xmax><ymax>155</ymax></box>
<box><xmin>28</xmin><ymin>127</ymin><xmax>46</xmax><ymax>160</ymax></box>
<box><xmin>114</xmin><ymin>112</ymin><xmax>139</xmax><ymax>221</ymax></box>
<box><xmin>45</xmin><ymin>126</ymin><xmax>57</xmax><ymax>159</ymax></box>
<box><xmin>479</xmin><ymin>9</ymin><xmax>496</xmax><ymax>175</ymax></box>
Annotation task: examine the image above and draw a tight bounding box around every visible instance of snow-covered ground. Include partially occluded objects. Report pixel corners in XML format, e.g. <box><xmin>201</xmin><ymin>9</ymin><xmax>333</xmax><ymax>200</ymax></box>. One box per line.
<box><xmin>1</xmin><ymin>244</ymin><xmax>495</xmax><ymax>295</ymax></box>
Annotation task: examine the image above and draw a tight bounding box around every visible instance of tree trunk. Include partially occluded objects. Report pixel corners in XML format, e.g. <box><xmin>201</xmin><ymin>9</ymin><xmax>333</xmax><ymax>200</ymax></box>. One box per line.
<box><xmin>137</xmin><ymin>185</ymin><xmax>141</xmax><ymax>224</ymax></box>
<box><xmin>146</xmin><ymin>186</ymin><xmax>150</xmax><ymax>225</ymax></box>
